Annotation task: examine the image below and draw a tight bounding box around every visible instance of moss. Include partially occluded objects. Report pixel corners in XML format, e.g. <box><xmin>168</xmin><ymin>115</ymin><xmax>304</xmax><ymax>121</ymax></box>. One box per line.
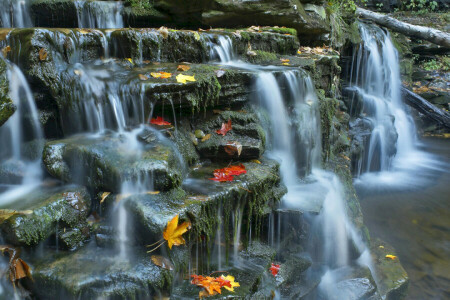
<box><xmin>0</xmin><ymin>59</ymin><xmax>15</xmax><ymax>126</ymax></box>
<box><xmin>259</xmin><ymin>27</ymin><xmax>298</xmax><ymax>36</ymax></box>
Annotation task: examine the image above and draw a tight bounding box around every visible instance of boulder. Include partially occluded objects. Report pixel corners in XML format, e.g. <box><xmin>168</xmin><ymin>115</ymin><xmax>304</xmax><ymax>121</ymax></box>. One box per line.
<box><xmin>0</xmin><ymin>185</ymin><xmax>90</xmax><ymax>246</ymax></box>
<box><xmin>42</xmin><ymin>131</ymin><xmax>182</xmax><ymax>193</ymax></box>
<box><xmin>0</xmin><ymin>58</ymin><xmax>15</xmax><ymax>127</ymax></box>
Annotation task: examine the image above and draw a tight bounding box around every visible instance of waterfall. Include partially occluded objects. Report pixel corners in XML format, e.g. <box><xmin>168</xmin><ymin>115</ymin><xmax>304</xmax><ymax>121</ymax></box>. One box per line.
<box><xmin>349</xmin><ymin>23</ymin><xmax>417</xmax><ymax>175</ymax></box>
<box><xmin>0</xmin><ymin>61</ymin><xmax>43</xmax><ymax>205</ymax></box>
<box><xmin>0</xmin><ymin>0</ymin><xmax>32</xmax><ymax>28</ymax></box>
<box><xmin>75</xmin><ymin>1</ymin><xmax>124</xmax><ymax>29</ymax></box>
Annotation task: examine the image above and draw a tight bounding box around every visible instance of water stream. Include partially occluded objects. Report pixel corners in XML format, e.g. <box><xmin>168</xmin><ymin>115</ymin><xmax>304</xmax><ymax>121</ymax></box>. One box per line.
<box><xmin>0</xmin><ymin>0</ymin><xmax>32</xmax><ymax>28</ymax></box>
<box><xmin>75</xmin><ymin>0</ymin><xmax>124</xmax><ymax>29</ymax></box>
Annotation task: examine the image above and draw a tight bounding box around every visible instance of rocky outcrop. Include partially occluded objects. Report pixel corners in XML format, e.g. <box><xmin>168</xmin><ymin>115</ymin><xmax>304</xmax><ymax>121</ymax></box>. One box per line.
<box><xmin>0</xmin><ymin>58</ymin><xmax>15</xmax><ymax>126</ymax></box>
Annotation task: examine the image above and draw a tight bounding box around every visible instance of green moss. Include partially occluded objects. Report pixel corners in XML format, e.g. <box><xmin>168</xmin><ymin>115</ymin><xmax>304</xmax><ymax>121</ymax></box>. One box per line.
<box><xmin>259</xmin><ymin>27</ymin><xmax>298</xmax><ymax>36</ymax></box>
<box><xmin>0</xmin><ymin>58</ymin><xmax>15</xmax><ymax>126</ymax></box>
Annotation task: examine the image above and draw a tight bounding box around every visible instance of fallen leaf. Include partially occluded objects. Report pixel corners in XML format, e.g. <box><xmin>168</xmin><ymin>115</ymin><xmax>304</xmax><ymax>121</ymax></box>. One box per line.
<box><xmin>176</xmin><ymin>73</ymin><xmax>196</xmax><ymax>84</ymax></box>
<box><xmin>177</xmin><ymin>64</ymin><xmax>191</xmax><ymax>71</ymax></box>
<box><xmin>100</xmin><ymin>192</ymin><xmax>110</xmax><ymax>204</ymax></box>
<box><xmin>138</xmin><ymin>74</ymin><xmax>149</xmax><ymax>80</ymax></box>
<box><xmin>126</xmin><ymin>58</ymin><xmax>133</xmax><ymax>64</ymax></box>
<box><xmin>150</xmin><ymin>116</ymin><xmax>171</xmax><ymax>126</ymax></box>
<box><xmin>201</xmin><ymin>134</ymin><xmax>212</xmax><ymax>142</ymax></box>
<box><xmin>1</xmin><ymin>45</ymin><xmax>11</xmax><ymax>57</ymax></box>
<box><xmin>224</xmin><ymin>141</ymin><xmax>242</xmax><ymax>156</ymax></box>
<box><xmin>115</xmin><ymin>193</ymin><xmax>131</xmax><ymax>203</ymax></box>
<box><xmin>209</xmin><ymin>172</ymin><xmax>234</xmax><ymax>182</ymax></box>
<box><xmin>0</xmin><ymin>246</ymin><xmax>33</xmax><ymax>287</ymax></box>
<box><xmin>151</xmin><ymin>72</ymin><xmax>172</xmax><ymax>79</ymax></box>
<box><xmin>151</xmin><ymin>255</ymin><xmax>174</xmax><ymax>270</ymax></box>
<box><xmin>74</xmin><ymin>69</ymin><xmax>83</xmax><ymax>76</ymax></box>
<box><xmin>221</xmin><ymin>275</ymin><xmax>240</xmax><ymax>292</ymax></box>
<box><xmin>270</xmin><ymin>263</ymin><xmax>280</xmax><ymax>276</ymax></box>
<box><xmin>250</xmin><ymin>159</ymin><xmax>261</xmax><ymax>164</ymax></box>
<box><xmin>147</xmin><ymin>191</ymin><xmax>160</xmax><ymax>195</ymax></box>
<box><xmin>282</xmin><ymin>62</ymin><xmax>290</xmax><ymax>66</ymax></box>
<box><xmin>163</xmin><ymin>215</ymin><xmax>191</xmax><ymax>249</ymax></box>
<box><xmin>280</xmin><ymin>58</ymin><xmax>290</xmax><ymax>63</ymax></box>
<box><xmin>39</xmin><ymin>48</ymin><xmax>47</xmax><ymax>61</ymax></box>
<box><xmin>193</xmin><ymin>31</ymin><xmax>201</xmax><ymax>41</ymax></box>
<box><xmin>221</xmin><ymin>164</ymin><xmax>246</xmax><ymax>176</ymax></box>
<box><xmin>215</xmin><ymin>69</ymin><xmax>226</xmax><ymax>78</ymax></box>
<box><xmin>385</xmin><ymin>254</ymin><xmax>397</xmax><ymax>260</ymax></box>
<box><xmin>216</xmin><ymin>119</ymin><xmax>232</xmax><ymax>136</ymax></box>
<box><xmin>158</xmin><ymin>26</ymin><xmax>169</xmax><ymax>39</ymax></box>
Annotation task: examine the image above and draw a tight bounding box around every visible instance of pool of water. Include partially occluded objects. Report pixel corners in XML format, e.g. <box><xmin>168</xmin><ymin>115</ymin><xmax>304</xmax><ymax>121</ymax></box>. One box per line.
<box><xmin>357</xmin><ymin>137</ymin><xmax>450</xmax><ymax>300</ymax></box>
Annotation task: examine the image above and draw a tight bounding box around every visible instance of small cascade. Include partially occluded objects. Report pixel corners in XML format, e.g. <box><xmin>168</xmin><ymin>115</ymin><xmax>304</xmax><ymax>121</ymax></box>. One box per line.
<box><xmin>0</xmin><ymin>0</ymin><xmax>32</xmax><ymax>28</ymax></box>
<box><xmin>209</xmin><ymin>35</ymin><xmax>235</xmax><ymax>63</ymax></box>
<box><xmin>349</xmin><ymin>23</ymin><xmax>416</xmax><ymax>176</ymax></box>
<box><xmin>75</xmin><ymin>1</ymin><xmax>124</xmax><ymax>29</ymax></box>
<box><xmin>0</xmin><ymin>61</ymin><xmax>43</xmax><ymax>204</ymax></box>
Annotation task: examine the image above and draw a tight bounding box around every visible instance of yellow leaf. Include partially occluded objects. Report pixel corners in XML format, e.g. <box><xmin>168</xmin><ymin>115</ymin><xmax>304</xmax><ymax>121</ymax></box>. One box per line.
<box><xmin>193</xmin><ymin>31</ymin><xmax>201</xmax><ymax>41</ymax></box>
<box><xmin>282</xmin><ymin>62</ymin><xmax>290</xmax><ymax>66</ymax></box>
<box><xmin>151</xmin><ymin>255</ymin><xmax>174</xmax><ymax>270</ymax></box>
<box><xmin>39</xmin><ymin>48</ymin><xmax>48</xmax><ymax>61</ymax></box>
<box><xmin>100</xmin><ymin>192</ymin><xmax>110</xmax><ymax>204</ymax></box>
<box><xmin>251</xmin><ymin>159</ymin><xmax>261</xmax><ymax>164</ymax></box>
<box><xmin>221</xmin><ymin>275</ymin><xmax>240</xmax><ymax>292</ymax></box>
<box><xmin>147</xmin><ymin>191</ymin><xmax>160</xmax><ymax>195</ymax></box>
<box><xmin>126</xmin><ymin>58</ymin><xmax>133</xmax><ymax>64</ymax></box>
<box><xmin>280</xmin><ymin>58</ymin><xmax>290</xmax><ymax>63</ymax></box>
<box><xmin>163</xmin><ymin>215</ymin><xmax>191</xmax><ymax>249</ymax></box>
<box><xmin>379</xmin><ymin>245</ymin><xmax>384</xmax><ymax>249</ymax></box>
<box><xmin>201</xmin><ymin>134</ymin><xmax>211</xmax><ymax>142</ymax></box>
<box><xmin>385</xmin><ymin>254</ymin><xmax>397</xmax><ymax>260</ymax></box>
<box><xmin>1</xmin><ymin>45</ymin><xmax>11</xmax><ymax>57</ymax></box>
<box><xmin>158</xmin><ymin>26</ymin><xmax>169</xmax><ymax>39</ymax></box>
<box><xmin>177</xmin><ymin>64</ymin><xmax>191</xmax><ymax>72</ymax></box>
<box><xmin>151</xmin><ymin>72</ymin><xmax>172</xmax><ymax>79</ymax></box>
<box><xmin>297</xmin><ymin>50</ymin><xmax>302</xmax><ymax>54</ymax></box>
<box><xmin>138</xmin><ymin>74</ymin><xmax>149</xmax><ymax>80</ymax></box>
<box><xmin>176</xmin><ymin>73</ymin><xmax>196</xmax><ymax>84</ymax></box>
<box><xmin>74</xmin><ymin>69</ymin><xmax>83</xmax><ymax>76</ymax></box>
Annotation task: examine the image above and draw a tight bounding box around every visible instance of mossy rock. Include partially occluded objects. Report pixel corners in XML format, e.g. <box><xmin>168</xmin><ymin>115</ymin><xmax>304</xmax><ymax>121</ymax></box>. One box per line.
<box><xmin>29</xmin><ymin>246</ymin><xmax>172</xmax><ymax>299</ymax></box>
<box><xmin>0</xmin><ymin>185</ymin><xmax>91</xmax><ymax>246</ymax></box>
<box><xmin>42</xmin><ymin>131</ymin><xmax>182</xmax><ymax>193</ymax></box>
<box><xmin>371</xmin><ymin>239</ymin><xmax>409</xmax><ymax>300</ymax></box>
<box><xmin>31</xmin><ymin>0</ymin><xmax>78</xmax><ymax>27</ymax></box>
<box><xmin>0</xmin><ymin>58</ymin><xmax>15</xmax><ymax>126</ymax></box>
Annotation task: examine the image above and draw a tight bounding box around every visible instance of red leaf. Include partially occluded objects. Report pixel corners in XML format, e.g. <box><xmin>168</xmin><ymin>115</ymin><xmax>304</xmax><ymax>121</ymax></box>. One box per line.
<box><xmin>216</xmin><ymin>119</ymin><xmax>232</xmax><ymax>136</ymax></box>
<box><xmin>270</xmin><ymin>263</ymin><xmax>280</xmax><ymax>276</ymax></box>
<box><xmin>215</xmin><ymin>276</ymin><xmax>232</xmax><ymax>288</ymax></box>
<box><xmin>209</xmin><ymin>172</ymin><xmax>234</xmax><ymax>182</ymax></box>
<box><xmin>223</xmin><ymin>164</ymin><xmax>246</xmax><ymax>176</ymax></box>
<box><xmin>150</xmin><ymin>116</ymin><xmax>171</xmax><ymax>126</ymax></box>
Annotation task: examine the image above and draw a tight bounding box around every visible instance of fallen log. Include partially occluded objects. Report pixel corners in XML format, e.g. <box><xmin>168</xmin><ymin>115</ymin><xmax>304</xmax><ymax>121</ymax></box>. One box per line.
<box><xmin>356</xmin><ymin>7</ymin><xmax>450</xmax><ymax>49</ymax></box>
<box><xmin>401</xmin><ymin>86</ymin><xmax>450</xmax><ymax>129</ymax></box>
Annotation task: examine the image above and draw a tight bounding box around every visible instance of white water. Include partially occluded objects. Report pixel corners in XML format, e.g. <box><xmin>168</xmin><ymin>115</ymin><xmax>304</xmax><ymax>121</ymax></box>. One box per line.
<box><xmin>351</xmin><ymin>23</ymin><xmax>443</xmax><ymax>189</ymax></box>
<box><xmin>75</xmin><ymin>0</ymin><xmax>124</xmax><ymax>29</ymax></box>
<box><xmin>0</xmin><ymin>62</ymin><xmax>43</xmax><ymax>205</ymax></box>
<box><xmin>0</xmin><ymin>0</ymin><xmax>32</xmax><ymax>28</ymax></box>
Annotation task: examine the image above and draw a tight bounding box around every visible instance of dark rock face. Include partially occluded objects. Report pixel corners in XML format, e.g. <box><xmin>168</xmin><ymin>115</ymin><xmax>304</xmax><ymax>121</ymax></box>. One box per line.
<box><xmin>0</xmin><ymin>185</ymin><xmax>91</xmax><ymax>246</ymax></box>
<box><xmin>0</xmin><ymin>58</ymin><xmax>15</xmax><ymax>126</ymax></box>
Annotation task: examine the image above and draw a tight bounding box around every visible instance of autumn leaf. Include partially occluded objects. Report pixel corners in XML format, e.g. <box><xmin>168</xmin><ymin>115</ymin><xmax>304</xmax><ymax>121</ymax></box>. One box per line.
<box><xmin>282</xmin><ymin>62</ymin><xmax>290</xmax><ymax>66</ymax></box>
<box><xmin>224</xmin><ymin>141</ymin><xmax>242</xmax><ymax>156</ymax></box>
<box><xmin>100</xmin><ymin>192</ymin><xmax>110</xmax><ymax>204</ymax></box>
<box><xmin>176</xmin><ymin>73</ymin><xmax>196</xmax><ymax>84</ymax></box>
<box><xmin>221</xmin><ymin>275</ymin><xmax>239</xmax><ymax>292</ymax></box>
<box><xmin>201</xmin><ymin>134</ymin><xmax>211</xmax><ymax>142</ymax></box>
<box><xmin>270</xmin><ymin>263</ymin><xmax>280</xmax><ymax>276</ymax></box>
<box><xmin>216</xmin><ymin>119</ymin><xmax>232</xmax><ymax>136</ymax></box>
<box><xmin>385</xmin><ymin>254</ymin><xmax>397</xmax><ymax>260</ymax></box>
<box><xmin>74</xmin><ymin>69</ymin><xmax>83</xmax><ymax>76</ymax></box>
<box><xmin>151</xmin><ymin>255</ymin><xmax>174</xmax><ymax>270</ymax></box>
<box><xmin>138</xmin><ymin>74</ymin><xmax>149</xmax><ymax>80</ymax></box>
<box><xmin>150</xmin><ymin>116</ymin><xmax>171</xmax><ymax>126</ymax></box>
<box><xmin>151</xmin><ymin>72</ymin><xmax>172</xmax><ymax>79</ymax></box>
<box><xmin>163</xmin><ymin>215</ymin><xmax>191</xmax><ymax>249</ymax></box>
<box><xmin>146</xmin><ymin>191</ymin><xmax>160</xmax><ymax>195</ymax></box>
<box><xmin>209</xmin><ymin>172</ymin><xmax>234</xmax><ymax>182</ymax></box>
<box><xmin>1</xmin><ymin>45</ymin><xmax>11</xmax><ymax>57</ymax></box>
<box><xmin>158</xmin><ymin>26</ymin><xmax>169</xmax><ymax>39</ymax></box>
<box><xmin>280</xmin><ymin>58</ymin><xmax>290</xmax><ymax>63</ymax></box>
<box><xmin>177</xmin><ymin>64</ymin><xmax>191</xmax><ymax>71</ymax></box>
<box><xmin>39</xmin><ymin>48</ymin><xmax>48</xmax><ymax>61</ymax></box>
<box><xmin>222</xmin><ymin>164</ymin><xmax>246</xmax><ymax>176</ymax></box>
<box><xmin>250</xmin><ymin>159</ymin><xmax>261</xmax><ymax>164</ymax></box>
<box><xmin>191</xmin><ymin>274</ymin><xmax>240</xmax><ymax>297</ymax></box>
<box><xmin>0</xmin><ymin>246</ymin><xmax>33</xmax><ymax>287</ymax></box>
<box><xmin>126</xmin><ymin>58</ymin><xmax>133</xmax><ymax>64</ymax></box>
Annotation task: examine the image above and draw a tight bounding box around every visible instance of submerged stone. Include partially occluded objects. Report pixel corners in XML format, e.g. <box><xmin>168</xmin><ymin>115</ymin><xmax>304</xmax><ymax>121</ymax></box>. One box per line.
<box><xmin>42</xmin><ymin>132</ymin><xmax>182</xmax><ymax>193</ymax></box>
<box><xmin>0</xmin><ymin>185</ymin><xmax>90</xmax><ymax>246</ymax></box>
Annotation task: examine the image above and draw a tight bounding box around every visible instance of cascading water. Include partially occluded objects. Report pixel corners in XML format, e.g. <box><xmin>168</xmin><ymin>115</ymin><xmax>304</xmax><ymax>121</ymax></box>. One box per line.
<box><xmin>0</xmin><ymin>0</ymin><xmax>32</xmax><ymax>28</ymax></box>
<box><xmin>75</xmin><ymin>1</ymin><xmax>124</xmax><ymax>29</ymax></box>
<box><xmin>0</xmin><ymin>60</ymin><xmax>43</xmax><ymax>205</ymax></box>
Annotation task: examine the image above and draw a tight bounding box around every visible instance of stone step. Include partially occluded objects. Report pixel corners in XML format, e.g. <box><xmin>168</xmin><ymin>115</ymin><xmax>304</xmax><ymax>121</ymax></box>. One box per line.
<box><xmin>42</xmin><ymin>130</ymin><xmax>183</xmax><ymax>193</ymax></box>
<box><xmin>0</xmin><ymin>184</ymin><xmax>90</xmax><ymax>246</ymax></box>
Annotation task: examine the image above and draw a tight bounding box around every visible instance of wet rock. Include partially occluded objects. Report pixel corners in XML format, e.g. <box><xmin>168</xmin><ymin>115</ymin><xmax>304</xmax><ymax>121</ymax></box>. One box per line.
<box><xmin>125</xmin><ymin>158</ymin><xmax>285</xmax><ymax>244</ymax></box>
<box><xmin>194</xmin><ymin>110</ymin><xmax>266</xmax><ymax>161</ymax></box>
<box><xmin>0</xmin><ymin>159</ymin><xmax>27</xmax><ymax>184</ymax></box>
<box><xmin>0</xmin><ymin>58</ymin><xmax>15</xmax><ymax>126</ymax></box>
<box><xmin>29</xmin><ymin>246</ymin><xmax>172</xmax><ymax>299</ymax></box>
<box><xmin>58</xmin><ymin>225</ymin><xmax>90</xmax><ymax>251</ymax></box>
<box><xmin>0</xmin><ymin>185</ymin><xmax>90</xmax><ymax>246</ymax></box>
<box><xmin>371</xmin><ymin>239</ymin><xmax>409</xmax><ymax>300</ymax></box>
<box><xmin>43</xmin><ymin>132</ymin><xmax>182</xmax><ymax>193</ymax></box>
<box><xmin>31</xmin><ymin>0</ymin><xmax>79</xmax><ymax>28</ymax></box>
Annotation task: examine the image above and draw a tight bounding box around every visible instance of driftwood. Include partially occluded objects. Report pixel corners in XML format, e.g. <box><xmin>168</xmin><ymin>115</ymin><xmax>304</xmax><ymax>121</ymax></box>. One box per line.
<box><xmin>356</xmin><ymin>7</ymin><xmax>450</xmax><ymax>48</ymax></box>
<box><xmin>402</xmin><ymin>87</ymin><xmax>450</xmax><ymax>128</ymax></box>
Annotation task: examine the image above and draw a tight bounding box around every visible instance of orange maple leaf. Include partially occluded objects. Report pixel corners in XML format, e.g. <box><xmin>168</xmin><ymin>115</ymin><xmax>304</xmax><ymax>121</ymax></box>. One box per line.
<box><xmin>216</xmin><ymin>119</ymin><xmax>232</xmax><ymax>136</ymax></box>
<box><xmin>163</xmin><ymin>215</ymin><xmax>191</xmax><ymax>249</ymax></box>
<box><xmin>150</xmin><ymin>116</ymin><xmax>171</xmax><ymax>126</ymax></box>
<box><xmin>270</xmin><ymin>263</ymin><xmax>280</xmax><ymax>276</ymax></box>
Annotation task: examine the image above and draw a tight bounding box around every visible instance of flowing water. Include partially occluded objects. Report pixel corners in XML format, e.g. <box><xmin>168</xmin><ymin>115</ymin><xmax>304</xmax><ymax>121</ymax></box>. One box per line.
<box><xmin>0</xmin><ymin>0</ymin><xmax>32</xmax><ymax>28</ymax></box>
<box><xmin>75</xmin><ymin>0</ymin><xmax>124</xmax><ymax>29</ymax></box>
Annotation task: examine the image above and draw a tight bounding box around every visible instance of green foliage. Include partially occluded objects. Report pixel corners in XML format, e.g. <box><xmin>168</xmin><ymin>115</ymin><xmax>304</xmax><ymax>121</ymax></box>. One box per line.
<box><xmin>423</xmin><ymin>59</ymin><xmax>440</xmax><ymax>71</ymax></box>
<box><xmin>327</xmin><ymin>0</ymin><xmax>357</xmax><ymax>15</ymax></box>
<box><xmin>125</xmin><ymin>0</ymin><xmax>151</xmax><ymax>10</ymax></box>
<box><xmin>422</xmin><ymin>56</ymin><xmax>450</xmax><ymax>72</ymax></box>
<box><xmin>404</xmin><ymin>0</ymin><xmax>438</xmax><ymax>13</ymax></box>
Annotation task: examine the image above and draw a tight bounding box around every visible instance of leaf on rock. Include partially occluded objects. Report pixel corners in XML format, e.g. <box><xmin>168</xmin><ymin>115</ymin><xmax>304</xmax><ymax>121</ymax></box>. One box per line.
<box><xmin>385</xmin><ymin>254</ymin><xmax>397</xmax><ymax>260</ymax></box>
<box><xmin>99</xmin><ymin>192</ymin><xmax>110</xmax><ymax>204</ymax></box>
<box><xmin>282</xmin><ymin>62</ymin><xmax>290</xmax><ymax>66</ymax></box>
<box><xmin>150</xmin><ymin>116</ymin><xmax>171</xmax><ymax>126</ymax></box>
<box><xmin>177</xmin><ymin>64</ymin><xmax>191</xmax><ymax>72</ymax></box>
<box><xmin>176</xmin><ymin>73</ymin><xmax>196</xmax><ymax>84</ymax></box>
<box><xmin>146</xmin><ymin>191</ymin><xmax>160</xmax><ymax>195</ymax></box>
<box><xmin>138</xmin><ymin>74</ymin><xmax>149</xmax><ymax>80</ymax></box>
<box><xmin>158</xmin><ymin>26</ymin><xmax>169</xmax><ymax>39</ymax></box>
<box><xmin>39</xmin><ymin>48</ymin><xmax>48</xmax><ymax>61</ymax></box>
<box><xmin>151</xmin><ymin>72</ymin><xmax>172</xmax><ymax>79</ymax></box>
<box><xmin>201</xmin><ymin>134</ymin><xmax>212</xmax><ymax>142</ymax></box>
<box><xmin>1</xmin><ymin>45</ymin><xmax>11</xmax><ymax>57</ymax></box>
<box><xmin>216</xmin><ymin>119</ymin><xmax>232</xmax><ymax>136</ymax></box>
<box><xmin>221</xmin><ymin>275</ymin><xmax>239</xmax><ymax>292</ymax></box>
<box><xmin>270</xmin><ymin>263</ymin><xmax>280</xmax><ymax>276</ymax></box>
<box><xmin>250</xmin><ymin>159</ymin><xmax>261</xmax><ymax>164</ymax></box>
<box><xmin>224</xmin><ymin>141</ymin><xmax>242</xmax><ymax>156</ymax></box>
<box><xmin>221</xmin><ymin>164</ymin><xmax>246</xmax><ymax>176</ymax></box>
<box><xmin>209</xmin><ymin>172</ymin><xmax>234</xmax><ymax>182</ymax></box>
<box><xmin>151</xmin><ymin>255</ymin><xmax>174</xmax><ymax>270</ymax></box>
<box><xmin>280</xmin><ymin>58</ymin><xmax>290</xmax><ymax>63</ymax></box>
<box><xmin>126</xmin><ymin>58</ymin><xmax>133</xmax><ymax>64</ymax></box>
<box><xmin>0</xmin><ymin>246</ymin><xmax>33</xmax><ymax>287</ymax></box>
<box><xmin>163</xmin><ymin>215</ymin><xmax>191</xmax><ymax>249</ymax></box>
